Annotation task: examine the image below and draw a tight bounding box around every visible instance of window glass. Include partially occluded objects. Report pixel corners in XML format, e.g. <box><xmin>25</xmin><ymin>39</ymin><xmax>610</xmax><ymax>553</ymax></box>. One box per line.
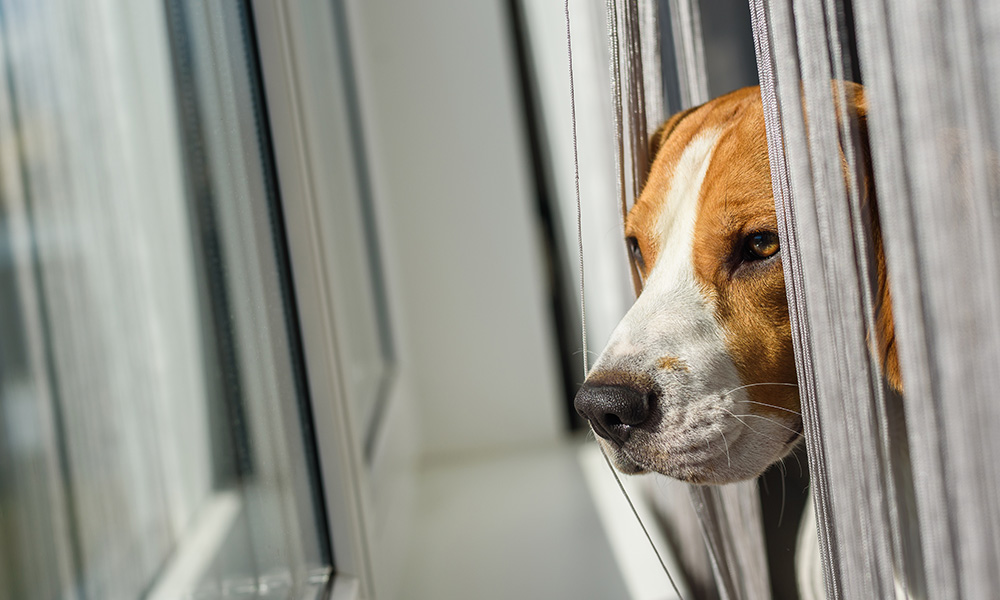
<box><xmin>0</xmin><ymin>1</ymin><xmax>329</xmax><ymax>598</ymax></box>
<box><xmin>297</xmin><ymin>0</ymin><xmax>395</xmax><ymax>459</ymax></box>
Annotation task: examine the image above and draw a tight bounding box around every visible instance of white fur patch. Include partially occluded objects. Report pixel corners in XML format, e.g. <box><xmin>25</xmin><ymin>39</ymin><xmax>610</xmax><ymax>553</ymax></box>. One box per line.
<box><xmin>653</xmin><ymin>129</ymin><xmax>720</xmax><ymax>285</ymax></box>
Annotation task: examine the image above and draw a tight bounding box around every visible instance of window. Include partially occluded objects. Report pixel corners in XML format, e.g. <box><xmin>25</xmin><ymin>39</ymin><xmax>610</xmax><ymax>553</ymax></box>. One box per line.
<box><xmin>0</xmin><ymin>1</ymin><xmax>331</xmax><ymax>597</ymax></box>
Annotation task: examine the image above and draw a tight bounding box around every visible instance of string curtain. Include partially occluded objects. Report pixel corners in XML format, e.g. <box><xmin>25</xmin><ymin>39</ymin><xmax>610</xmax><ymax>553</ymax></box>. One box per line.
<box><xmin>750</xmin><ymin>0</ymin><xmax>1000</xmax><ymax>597</ymax></box>
<box><xmin>608</xmin><ymin>0</ymin><xmax>1000</xmax><ymax>597</ymax></box>
<box><xmin>606</xmin><ymin>1</ymin><xmax>772</xmax><ymax>598</ymax></box>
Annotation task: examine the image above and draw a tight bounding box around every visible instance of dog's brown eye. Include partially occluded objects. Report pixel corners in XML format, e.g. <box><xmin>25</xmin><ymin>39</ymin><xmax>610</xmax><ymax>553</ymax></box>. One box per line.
<box><xmin>745</xmin><ymin>231</ymin><xmax>780</xmax><ymax>260</ymax></box>
<box><xmin>627</xmin><ymin>236</ymin><xmax>645</xmax><ymax>271</ymax></box>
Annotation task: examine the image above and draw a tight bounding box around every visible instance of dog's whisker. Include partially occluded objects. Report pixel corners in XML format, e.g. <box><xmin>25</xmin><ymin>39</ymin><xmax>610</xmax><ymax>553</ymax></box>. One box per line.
<box><xmin>720</xmin><ymin>430</ymin><xmax>731</xmax><ymax>468</ymax></box>
<box><xmin>733</xmin><ymin>399</ymin><xmax>802</xmax><ymax>416</ymax></box>
<box><xmin>723</xmin><ymin>381</ymin><xmax>799</xmax><ymax>396</ymax></box>
<box><xmin>737</xmin><ymin>413</ymin><xmax>802</xmax><ymax>437</ymax></box>
<box><xmin>720</xmin><ymin>408</ymin><xmax>788</xmax><ymax>445</ymax></box>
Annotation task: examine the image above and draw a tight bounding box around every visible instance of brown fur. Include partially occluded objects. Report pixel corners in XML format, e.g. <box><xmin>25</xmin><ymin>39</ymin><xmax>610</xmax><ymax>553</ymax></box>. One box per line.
<box><xmin>657</xmin><ymin>355</ymin><xmax>689</xmax><ymax>371</ymax></box>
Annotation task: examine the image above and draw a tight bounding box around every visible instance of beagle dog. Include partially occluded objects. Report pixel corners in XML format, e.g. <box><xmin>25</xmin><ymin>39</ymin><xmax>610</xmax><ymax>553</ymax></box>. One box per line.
<box><xmin>574</xmin><ymin>83</ymin><xmax>899</xmax><ymax>597</ymax></box>
<box><xmin>574</xmin><ymin>83</ymin><xmax>898</xmax><ymax>485</ymax></box>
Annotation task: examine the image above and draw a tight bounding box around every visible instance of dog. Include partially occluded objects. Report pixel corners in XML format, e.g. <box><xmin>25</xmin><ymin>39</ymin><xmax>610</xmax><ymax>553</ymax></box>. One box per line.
<box><xmin>573</xmin><ymin>84</ymin><xmax>900</xmax><ymax>595</ymax></box>
<box><xmin>574</xmin><ymin>83</ymin><xmax>902</xmax><ymax>597</ymax></box>
<box><xmin>574</xmin><ymin>83</ymin><xmax>897</xmax><ymax>483</ymax></box>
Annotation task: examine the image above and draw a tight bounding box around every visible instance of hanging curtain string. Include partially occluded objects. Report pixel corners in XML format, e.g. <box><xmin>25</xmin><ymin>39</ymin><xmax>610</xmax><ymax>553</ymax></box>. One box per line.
<box><xmin>565</xmin><ymin>0</ymin><xmax>587</xmax><ymax>377</ymax></box>
<box><xmin>746</xmin><ymin>4</ymin><xmax>842</xmax><ymax>598</ymax></box>
<box><xmin>622</xmin><ymin>0</ymin><xmax>649</xmax><ymax>199</ymax></box>
<box><xmin>853</xmin><ymin>0</ymin><xmax>1000</xmax><ymax>595</ymax></box>
<box><xmin>605</xmin><ymin>0</ymin><xmax>643</xmax><ymax>296</ymax></box>
<box><xmin>745</xmin><ymin>0</ymin><xmax>977</xmax><ymax>596</ymax></box>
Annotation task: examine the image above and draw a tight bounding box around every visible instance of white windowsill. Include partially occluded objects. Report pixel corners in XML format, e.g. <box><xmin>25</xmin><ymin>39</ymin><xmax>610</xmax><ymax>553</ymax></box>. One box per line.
<box><xmin>398</xmin><ymin>439</ymin><xmax>688</xmax><ymax>600</ymax></box>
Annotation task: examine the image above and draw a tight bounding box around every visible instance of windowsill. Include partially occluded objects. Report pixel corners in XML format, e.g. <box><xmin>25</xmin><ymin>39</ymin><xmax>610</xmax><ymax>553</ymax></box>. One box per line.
<box><xmin>398</xmin><ymin>438</ymin><xmax>688</xmax><ymax>600</ymax></box>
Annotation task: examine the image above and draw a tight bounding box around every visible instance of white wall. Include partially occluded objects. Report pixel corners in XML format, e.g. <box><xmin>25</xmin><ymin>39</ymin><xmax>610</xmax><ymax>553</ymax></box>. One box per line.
<box><xmin>346</xmin><ymin>0</ymin><xmax>565</xmax><ymax>460</ymax></box>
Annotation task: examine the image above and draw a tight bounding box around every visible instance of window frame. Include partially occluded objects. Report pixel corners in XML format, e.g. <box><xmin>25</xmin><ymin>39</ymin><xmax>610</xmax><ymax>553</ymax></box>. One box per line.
<box><xmin>249</xmin><ymin>1</ymin><xmax>385</xmax><ymax>598</ymax></box>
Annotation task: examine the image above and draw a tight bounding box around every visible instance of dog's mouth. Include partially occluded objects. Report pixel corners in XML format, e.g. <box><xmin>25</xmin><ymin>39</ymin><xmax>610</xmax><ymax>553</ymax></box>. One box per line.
<box><xmin>598</xmin><ymin>413</ymin><xmax>805</xmax><ymax>483</ymax></box>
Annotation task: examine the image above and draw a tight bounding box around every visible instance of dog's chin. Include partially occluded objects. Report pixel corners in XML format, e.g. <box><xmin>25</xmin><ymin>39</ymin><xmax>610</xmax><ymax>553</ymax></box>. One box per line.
<box><xmin>599</xmin><ymin>440</ymin><xmax>649</xmax><ymax>474</ymax></box>
<box><xmin>598</xmin><ymin>420</ymin><xmax>805</xmax><ymax>485</ymax></box>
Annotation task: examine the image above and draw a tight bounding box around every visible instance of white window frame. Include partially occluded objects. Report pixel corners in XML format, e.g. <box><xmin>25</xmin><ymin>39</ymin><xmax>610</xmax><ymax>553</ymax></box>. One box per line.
<box><xmin>251</xmin><ymin>2</ymin><xmax>390</xmax><ymax>598</ymax></box>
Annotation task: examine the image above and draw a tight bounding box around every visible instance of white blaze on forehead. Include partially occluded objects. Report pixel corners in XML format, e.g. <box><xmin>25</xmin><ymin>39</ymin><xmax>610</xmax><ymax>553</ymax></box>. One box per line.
<box><xmin>651</xmin><ymin>128</ymin><xmax>722</xmax><ymax>285</ymax></box>
<box><xmin>592</xmin><ymin>127</ymin><xmax>726</xmax><ymax>373</ymax></box>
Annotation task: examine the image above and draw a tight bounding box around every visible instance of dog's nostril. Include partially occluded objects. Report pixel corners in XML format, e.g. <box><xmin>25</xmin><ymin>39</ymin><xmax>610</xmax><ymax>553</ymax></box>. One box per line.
<box><xmin>574</xmin><ymin>381</ymin><xmax>653</xmax><ymax>446</ymax></box>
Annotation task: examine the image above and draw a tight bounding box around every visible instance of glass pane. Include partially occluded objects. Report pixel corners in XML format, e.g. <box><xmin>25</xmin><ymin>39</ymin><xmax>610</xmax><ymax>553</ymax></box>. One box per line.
<box><xmin>0</xmin><ymin>1</ymin><xmax>330</xmax><ymax>598</ymax></box>
<box><xmin>316</xmin><ymin>0</ymin><xmax>395</xmax><ymax>455</ymax></box>
<box><xmin>326</xmin><ymin>154</ymin><xmax>393</xmax><ymax>454</ymax></box>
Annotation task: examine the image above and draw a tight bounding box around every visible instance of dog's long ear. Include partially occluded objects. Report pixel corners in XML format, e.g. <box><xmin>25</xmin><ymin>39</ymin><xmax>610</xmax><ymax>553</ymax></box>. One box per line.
<box><xmin>845</xmin><ymin>83</ymin><xmax>902</xmax><ymax>393</ymax></box>
<box><xmin>647</xmin><ymin>121</ymin><xmax>669</xmax><ymax>169</ymax></box>
<box><xmin>648</xmin><ymin>106</ymin><xmax>698</xmax><ymax>170</ymax></box>
<box><xmin>872</xmin><ymin>166</ymin><xmax>902</xmax><ymax>393</ymax></box>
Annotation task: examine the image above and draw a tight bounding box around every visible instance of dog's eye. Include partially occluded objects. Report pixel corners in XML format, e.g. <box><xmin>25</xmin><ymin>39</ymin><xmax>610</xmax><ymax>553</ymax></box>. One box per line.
<box><xmin>744</xmin><ymin>231</ymin><xmax>780</xmax><ymax>260</ymax></box>
<box><xmin>627</xmin><ymin>236</ymin><xmax>645</xmax><ymax>271</ymax></box>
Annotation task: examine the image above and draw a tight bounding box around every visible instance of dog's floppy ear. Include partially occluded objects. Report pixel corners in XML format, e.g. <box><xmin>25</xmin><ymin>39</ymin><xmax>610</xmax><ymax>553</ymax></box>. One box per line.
<box><xmin>647</xmin><ymin>121</ymin><xmax>669</xmax><ymax>168</ymax></box>
<box><xmin>844</xmin><ymin>83</ymin><xmax>902</xmax><ymax>393</ymax></box>
<box><xmin>648</xmin><ymin>106</ymin><xmax>698</xmax><ymax>170</ymax></box>
<box><xmin>872</xmin><ymin>171</ymin><xmax>902</xmax><ymax>393</ymax></box>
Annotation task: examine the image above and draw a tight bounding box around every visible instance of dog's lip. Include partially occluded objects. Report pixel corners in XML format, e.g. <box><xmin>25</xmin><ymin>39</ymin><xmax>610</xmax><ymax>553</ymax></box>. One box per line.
<box><xmin>600</xmin><ymin>442</ymin><xmax>649</xmax><ymax>474</ymax></box>
<box><xmin>614</xmin><ymin>450</ymin><xmax>648</xmax><ymax>473</ymax></box>
<box><xmin>620</xmin><ymin>437</ymin><xmax>724</xmax><ymax>476</ymax></box>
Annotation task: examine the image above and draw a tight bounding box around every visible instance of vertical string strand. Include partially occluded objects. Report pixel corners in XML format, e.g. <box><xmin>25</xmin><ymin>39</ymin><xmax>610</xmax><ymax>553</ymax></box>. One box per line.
<box><xmin>746</xmin><ymin>4</ymin><xmax>843</xmax><ymax>597</ymax></box>
<box><xmin>564</xmin><ymin>0</ymin><xmax>587</xmax><ymax>376</ymax></box>
<box><xmin>606</xmin><ymin>0</ymin><xmax>643</xmax><ymax>297</ymax></box>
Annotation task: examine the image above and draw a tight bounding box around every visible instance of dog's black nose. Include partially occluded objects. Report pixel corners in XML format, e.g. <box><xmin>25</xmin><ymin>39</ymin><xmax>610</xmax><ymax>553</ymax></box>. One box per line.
<box><xmin>574</xmin><ymin>382</ymin><xmax>652</xmax><ymax>445</ymax></box>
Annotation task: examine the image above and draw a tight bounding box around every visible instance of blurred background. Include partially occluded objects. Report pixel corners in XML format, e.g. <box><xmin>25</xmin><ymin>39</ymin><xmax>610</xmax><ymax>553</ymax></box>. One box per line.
<box><xmin>0</xmin><ymin>0</ymin><xmax>760</xmax><ymax>598</ymax></box>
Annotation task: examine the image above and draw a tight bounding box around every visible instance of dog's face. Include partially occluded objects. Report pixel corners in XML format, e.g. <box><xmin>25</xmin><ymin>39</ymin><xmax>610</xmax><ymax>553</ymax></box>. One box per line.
<box><xmin>575</xmin><ymin>87</ymin><xmax>802</xmax><ymax>484</ymax></box>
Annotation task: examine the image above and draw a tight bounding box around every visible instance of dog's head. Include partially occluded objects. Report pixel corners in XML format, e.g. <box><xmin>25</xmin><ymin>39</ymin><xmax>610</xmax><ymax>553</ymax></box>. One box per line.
<box><xmin>575</xmin><ymin>84</ymin><xmax>893</xmax><ymax>484</ymax></box>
